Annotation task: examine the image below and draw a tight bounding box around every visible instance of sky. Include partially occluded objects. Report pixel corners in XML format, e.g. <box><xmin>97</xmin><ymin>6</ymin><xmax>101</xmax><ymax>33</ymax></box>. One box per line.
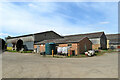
<box><xmin>0</xmin><ymin>2</ymin><xmax>118</xmax><ymax>39</ymax></box>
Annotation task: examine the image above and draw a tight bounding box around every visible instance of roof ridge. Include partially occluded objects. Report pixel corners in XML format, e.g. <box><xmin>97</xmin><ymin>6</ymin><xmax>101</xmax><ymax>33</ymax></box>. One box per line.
<box><xmin>64</xmin><ymin>31</ymin><xmax>104</xmax><ymax>37</ymax></box>
<box><xmin>6</xmin><ymin>30</ymin><xmax>62</xmax><ymax>39</ymax></box>
<box><xmin>106</xmin><ymin>33</ymin><xmax>120</xmax><ymax>35</ymax></box>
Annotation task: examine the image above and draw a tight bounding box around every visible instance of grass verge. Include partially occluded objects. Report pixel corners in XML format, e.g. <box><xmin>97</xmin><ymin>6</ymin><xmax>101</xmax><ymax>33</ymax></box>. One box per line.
<box><xmin>7</xmin><ymin>50</ymin><xmax>32</xmax><ymax>53</ymax></box>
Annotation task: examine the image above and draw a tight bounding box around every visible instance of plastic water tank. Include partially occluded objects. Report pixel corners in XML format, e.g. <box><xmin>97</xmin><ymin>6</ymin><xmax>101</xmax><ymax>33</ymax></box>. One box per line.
<box><xmin>45</xmin><ymin>43</ymin><xmax>56</xmax><ymax>55</ymax></box>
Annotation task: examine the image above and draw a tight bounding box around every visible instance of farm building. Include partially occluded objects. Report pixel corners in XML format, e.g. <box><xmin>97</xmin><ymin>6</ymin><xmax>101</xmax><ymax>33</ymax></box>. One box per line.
<box><xmin>106</xmin><ymin>34</ymin><xmax>120</xmax><ymax>49</ymax></box>
<box><xmin>6</xmin><ymin>31</ymin><xmax>63</xmax><ymax>51</ymax></box>
<box><xmin>64</xmin><ymin>32</ymin><xmax>107</xmax><ymax>50</ymax></box>
<box><xmin>34</xmin><ymin>37</ymin><xmax>92</xmax><ymax>55</ymax></box>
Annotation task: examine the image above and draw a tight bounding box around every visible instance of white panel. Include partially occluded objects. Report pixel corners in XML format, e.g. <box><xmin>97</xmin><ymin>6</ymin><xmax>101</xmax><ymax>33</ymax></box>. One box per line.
<box><xmin>90</xmin><ymin>38</ymin><xmax>100</xmax><ymax>44</ymax></box>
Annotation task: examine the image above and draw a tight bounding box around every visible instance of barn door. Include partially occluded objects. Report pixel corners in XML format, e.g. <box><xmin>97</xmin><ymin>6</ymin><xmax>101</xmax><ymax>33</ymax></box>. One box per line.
<box><xmin>84</xmin><ymin>44</ymin><xmax>87</xmax><ymax>51</ymax></box>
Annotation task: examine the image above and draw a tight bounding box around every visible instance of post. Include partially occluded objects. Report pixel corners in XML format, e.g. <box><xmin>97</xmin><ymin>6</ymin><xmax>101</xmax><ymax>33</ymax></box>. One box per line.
<box><xmin>68</xmin><ymin>49</ymin><xmax>70</xmax><ymax>57</ymax></box>
<box><xmin>52</xmin><ymin>50</ymin><xmax>54</xmax><ymax>57</ymax></box>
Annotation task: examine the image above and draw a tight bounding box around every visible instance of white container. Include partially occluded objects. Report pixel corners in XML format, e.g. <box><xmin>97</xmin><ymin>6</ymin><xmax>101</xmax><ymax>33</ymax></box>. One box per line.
<box><xmin>57</xmin><ymin>47</ymin><xmax>62</xmax><ymax>53</ymax></box>
<box><xmin>88</xmin><ymin>50</ymin><xmax>95</xmax><ymax>56</ymax></box>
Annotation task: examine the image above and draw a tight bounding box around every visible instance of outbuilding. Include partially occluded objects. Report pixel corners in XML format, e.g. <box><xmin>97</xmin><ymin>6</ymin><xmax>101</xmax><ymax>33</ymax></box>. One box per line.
<box><xmin>64</xmin><ymin>32</ymin><xmax>107</xmax><ymax>50</ymax></box>
<box><xmin>106</xmin><ymin>34</ymin><xmax>120</xmax><ymax>49</ymax></box>
<box><xmin>34</xmin><ymin>37</ymin><xmax>92</xmax><ymax>55</ymax></box>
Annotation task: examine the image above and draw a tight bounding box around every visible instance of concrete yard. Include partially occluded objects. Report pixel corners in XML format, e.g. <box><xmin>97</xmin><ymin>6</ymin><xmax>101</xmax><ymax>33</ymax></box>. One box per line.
<box><xmin>2</xmin><ymin>52</ymin><xmax>118</xmax><ymax>78</ymax></box>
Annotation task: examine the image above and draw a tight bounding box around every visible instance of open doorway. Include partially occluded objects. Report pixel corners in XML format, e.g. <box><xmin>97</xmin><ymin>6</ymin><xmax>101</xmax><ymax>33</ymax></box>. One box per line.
<box><xmin>16</xmin><ymin>39</ymin><xmax>23</xmax><ymax>51</ymax></box>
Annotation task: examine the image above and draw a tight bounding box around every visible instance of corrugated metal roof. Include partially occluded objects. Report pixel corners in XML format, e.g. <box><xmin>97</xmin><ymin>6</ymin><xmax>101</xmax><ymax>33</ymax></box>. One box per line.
<box><xmin>34</xmin><ymin>37</ymin><xmax>88</xmax><ymax>44</ymax></box>
<box><xmin>64</xmin><ymin>32</ymin><xmax>104</xmax><ymax>39</ymax></box>
<box><xmin>6</xmin><ymin>31</ymin><xmax>63</xmax><ymax>39</ymax></box>
<box><xmin>106</xmin><ymin>34</ymin><xmax>120</xmax><ymax>44</ymax></box>
<box><xmin>106</xmin><ymin>34</ymin><xmax>120</xmax><ymax>39</ymax></box>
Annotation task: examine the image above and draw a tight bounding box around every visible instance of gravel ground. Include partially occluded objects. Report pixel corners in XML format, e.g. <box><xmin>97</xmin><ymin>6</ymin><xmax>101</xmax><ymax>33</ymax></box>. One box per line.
<box><xmin>2</xmin><ymin>52</ymin><xmax>118</xmax><ymax>78</ymax></box>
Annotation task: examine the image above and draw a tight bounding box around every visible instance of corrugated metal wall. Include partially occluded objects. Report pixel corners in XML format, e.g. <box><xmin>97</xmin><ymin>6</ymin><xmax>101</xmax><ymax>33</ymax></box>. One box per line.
<box><xmin>23</xmin><ymin>41</ymin><xmax>34</xmax><ymax>51</ymax></box>
<box><xmin>100</xmin><ymin>33</ymin><xmax>107</xmax><ymax>49</ymax></box>
<box><xmin>34</xmin><ymin>32</ymin><xmax>63</xmax><ymax>42</ymax></box>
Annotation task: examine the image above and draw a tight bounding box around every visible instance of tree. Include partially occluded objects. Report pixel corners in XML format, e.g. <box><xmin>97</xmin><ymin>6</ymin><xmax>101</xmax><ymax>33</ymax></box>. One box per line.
<box><xmin>5</xmin><ymin>36</ymin><xmax>11</xmax><ymax>39</ymax></box>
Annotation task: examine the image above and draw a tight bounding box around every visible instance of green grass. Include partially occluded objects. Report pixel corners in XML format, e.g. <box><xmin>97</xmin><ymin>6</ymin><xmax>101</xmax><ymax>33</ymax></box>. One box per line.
<box><xmin>7</xmin><ymin>50</ymin><xmax>17</xmax><ymax>52</ymax></box>
<box><xmin>100</xmin><ymin>49</ymin><xmax>116</xmax><ymax>53</ymax></box>
<box><xmin>20</xmin><ymin>51</ymin><xmax>32</xmax><ymax>53</ymax></box>
<box><xmin>7</xmin><ymin>50</ymin><xmax>32</xmax><ymax>53</ymax></box>
<box><xmin>94</xmin><ymin>49</ymin><xmax>116</xmax><ymax>56</ymax></box>
<box><xmin>95</xmin><ymin>52</ymin><xmax>104</xmax><ymax>56</ymax></box>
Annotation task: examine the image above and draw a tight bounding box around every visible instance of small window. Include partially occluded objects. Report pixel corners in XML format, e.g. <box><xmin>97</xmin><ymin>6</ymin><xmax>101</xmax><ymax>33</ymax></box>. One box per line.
<box><xmin>68</xmin><ymin>43</ymin><xmax>72</xmax><ymax>46</ymax></box>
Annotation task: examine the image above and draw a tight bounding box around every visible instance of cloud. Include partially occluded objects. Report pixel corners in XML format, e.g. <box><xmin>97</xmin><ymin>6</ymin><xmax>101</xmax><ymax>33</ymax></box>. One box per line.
<box><xmin>28</xmin><ymin>3</ymin><xmax>37</xmax><ymax>8</ymax></box>
<box><xmin>0</xmin><ymin>2</ymin><xmax>118</xmax><ymax>38</ymax></box>
<box><xmin>0</xmin><ymin>33</ymin><xmax>9</xmax><ymax>36</ymax></box>
<box><xmin>0</xmin><ymin>2</ymin><xmax>83</xmax><ymax>35</ymax></box>
<box><xmin>99</xmin><ymin>21</ymin><xmax>110</xmax><ymax>24</ymax></box>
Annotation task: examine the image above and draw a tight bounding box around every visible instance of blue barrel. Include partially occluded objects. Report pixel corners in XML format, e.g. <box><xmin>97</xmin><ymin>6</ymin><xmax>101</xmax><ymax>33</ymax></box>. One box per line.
<box><xmin>45</xmin><ymin>43</ymin><xmax>56</xmax><ymax>55</ymax></box>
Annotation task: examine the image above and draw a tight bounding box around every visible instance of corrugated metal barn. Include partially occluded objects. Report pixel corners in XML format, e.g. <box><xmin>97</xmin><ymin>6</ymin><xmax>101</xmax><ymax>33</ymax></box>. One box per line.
<box><xmin>106</xmin><ymin>34</ymin><xmax>120</xmax><ymax>49</ymax></box>
<box><xmin>64</xmin><ymin>32</ymin><xmax>107</xmax><ymax>50</ymax></box>
<box><xmin>6</xmin><ymin>31</ymin><xmax>63</xmax><ymax>51</ymax></box>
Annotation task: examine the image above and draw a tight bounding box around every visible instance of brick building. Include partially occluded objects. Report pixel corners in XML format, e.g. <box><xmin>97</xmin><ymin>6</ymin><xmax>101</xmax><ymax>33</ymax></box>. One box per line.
<box><xmin>64</xmin><ymin>32</ymin><xmax>107</xmax><ymax>50</ymax></box>
<box><xmin>34</xmin><ymin>37</ymin><xmax>92</xmax><ymax>55</ymax></box>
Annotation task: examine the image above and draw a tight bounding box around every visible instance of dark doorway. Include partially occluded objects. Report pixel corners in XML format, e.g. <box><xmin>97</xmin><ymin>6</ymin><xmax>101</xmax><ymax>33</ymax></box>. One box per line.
<box><xmin>2</xmin><ymin>39</ymin><xmax>5</xmax><ymax>51</ymax></box>
<box><xmin>16</xmin><ymin>39</ymin><xmax>23</xmax><ymax>51</ymax></box>
<box><xmin>72</xmin><ymin>50</ymin><xmax>75</xmax><ymax>56</ymax></box>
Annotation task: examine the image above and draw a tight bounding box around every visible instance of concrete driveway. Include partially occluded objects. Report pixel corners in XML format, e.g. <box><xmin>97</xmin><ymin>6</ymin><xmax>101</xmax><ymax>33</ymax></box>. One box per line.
<box><xmin>2</xmin><ymin>52</ymin><xmax>118</xmax><ymax>78</ymax></box>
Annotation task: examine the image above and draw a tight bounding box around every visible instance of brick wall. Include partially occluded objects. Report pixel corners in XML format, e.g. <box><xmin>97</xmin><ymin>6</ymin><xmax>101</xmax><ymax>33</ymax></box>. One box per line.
<box><xmin>58</xmin><ymin>43</ymin><xmax>78</xmax><ymax>55</ymax></box>
<box><xmin>59</xmin><ymin>44</ymin><xmax>68</xmax><ymax>47</ymax></box>
<box><xmin>34</xmin><ymin>44</ymin><xmax>45</xmax><ymax>53</ymax></box>
<box><xmin>78</xmin><ymin>37</ymin><xmax>92</xmax><ymax>54</ymax></box>
<box><xmin>40</xmin><ymin>44</ymin><xmax>45</xmax><ymax>52</ymax></box>
<box><xmin>34</xmin><ymin>45</ymin><xmax>37</xmax><ymax>48</ymax></box>
<box><xmin>34</xmin><ymin>38</ymin><xmax>92</xmax><ymax>55</ymax></box>
<box><xmin>92</xmin><ymin>44</ymin><xmax>100</xmax><ymax>50</ymax></box>
<box><xmin>71</xmin><ymin>43</ymin><xmax>78</xmax><ymax>55</ymax></box>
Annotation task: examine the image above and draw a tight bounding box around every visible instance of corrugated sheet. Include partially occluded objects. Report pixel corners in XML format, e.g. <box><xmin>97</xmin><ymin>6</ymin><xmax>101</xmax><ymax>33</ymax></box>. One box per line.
<box><xmin>64</xmin><ymin>32</ymin><xmax>104</xmax><ymax>39</ymax></box>
<box><xmin>35</xmin><ymin>37</ymin><xmax>87</xmax><ymax>44</ymax></box>
<box><xmin>106</xmin><ymin>34</ymin><xmax>120</xmax><ymax>44</ymax></box>
<box><xmin>23</xmin><ymin>41</ymin><xmax>34</xmax><ymax>50</ymax></box>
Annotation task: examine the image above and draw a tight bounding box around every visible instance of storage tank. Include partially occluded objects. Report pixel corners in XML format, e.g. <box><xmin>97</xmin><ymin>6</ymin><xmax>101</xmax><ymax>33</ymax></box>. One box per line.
<box><xmin>45</xmin><ymin>43</ymin><xmax>56</xmax><ymax>55</ymax></box>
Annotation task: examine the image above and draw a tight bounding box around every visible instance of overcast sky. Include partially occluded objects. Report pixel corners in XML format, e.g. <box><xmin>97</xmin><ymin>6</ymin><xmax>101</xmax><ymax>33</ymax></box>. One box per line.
<box><xmin>0</xmin><ymin>2</ymin><xmax>118</xmax><ymax>39</ymax></box>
